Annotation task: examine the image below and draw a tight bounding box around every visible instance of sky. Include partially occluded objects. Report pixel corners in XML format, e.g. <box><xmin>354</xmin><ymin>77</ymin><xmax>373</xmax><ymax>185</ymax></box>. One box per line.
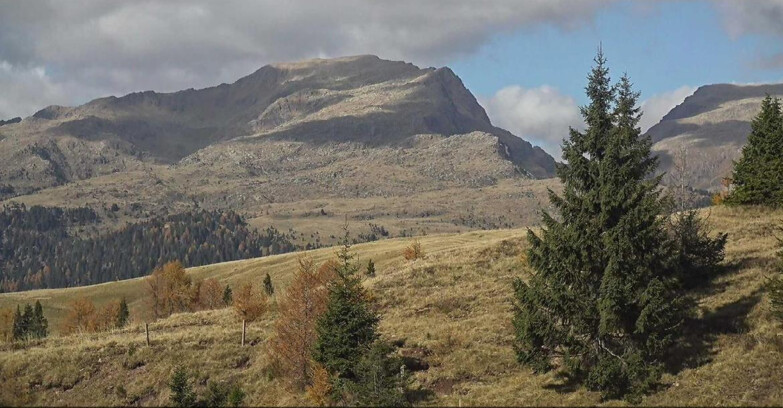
<box><xmin>1</xmin><ymin>0</ymin><xmax>782</xmax><ymax>159</ymax></box>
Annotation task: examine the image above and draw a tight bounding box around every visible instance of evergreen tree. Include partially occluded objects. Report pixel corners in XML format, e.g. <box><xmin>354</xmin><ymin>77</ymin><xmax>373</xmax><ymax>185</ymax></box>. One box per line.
<box><xmin>169</xmin><ymin>367</ymin><xmax>196</xmax><ymax>408</ymax></box>
<box><xmin>513</xmin><ymin>51</ymin><xmax>686</xmax><ymax>401</ymax></box>
<box><xmin>313</xmin><ymin>227</ymin><xmax>379</xmax><ymax>380</ymax></box>
<box><xmin>223</xmin><ymin>285</ymin><xmax>233</xmax><ymax>306</ymax></box>
<box><xmin>669</xmin><ymin>211</ymin><xmax>727</xmax><ymax>289</ymax></box>
<box><xmin>116</xmin><ymin>298</ymin><xmax>129</xmax><ymax>328</ymax></box>
<box><xmin>366</xmin><ymin>259</ymin><xmax>376</xmax><ymax>277</ymax></box>
<box><xmin>727</xmin><ymin>95</ymin><xmax>783</xmax><ymax>206</ymax></box>
<box><xmin>12</xmin><ymin>305</ymin><xmax>23</xmax><ymax>340</ymax></box>
<box><xmin>20</xmin><ymin>304</ymin><xmax>34</xmax><ymax>340</ymax></box>
<box><xmin>348</xmin><ymin>341</ymin><xmax>410</xmax><ymax>407</ymax></box>
<box><xmin>263</xmin><ymin>273</ymin><xmax>274</xmax><ymax>296</ymax></box>
<box><xmin>32</xmin><ymin>301</ymin><xmax>48</xmax><ymax>338</ymax></box>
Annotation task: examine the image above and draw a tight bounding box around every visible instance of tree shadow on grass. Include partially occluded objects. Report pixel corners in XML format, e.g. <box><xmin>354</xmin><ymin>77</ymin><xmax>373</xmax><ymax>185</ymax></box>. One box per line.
<box><xmin>542</xmin><ymin>372</ymin><xmax>581</xmax><ymax>394</ymax></box>
<box><xmin>665</xmin><ymin>288</ymin><xmax>762</xmax><ymax>374</ymax></box>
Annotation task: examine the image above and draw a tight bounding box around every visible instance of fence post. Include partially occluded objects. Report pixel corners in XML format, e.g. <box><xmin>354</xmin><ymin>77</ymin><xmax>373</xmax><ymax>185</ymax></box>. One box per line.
<box><xmin>145</xmin><ymin>323</ymin><xmax>150</xmax><ymax>346</ymax></box>
<box><xmin>241</xmin><ymin>319</ymin><xmax>246</xmax><ymax>346</ymax></box>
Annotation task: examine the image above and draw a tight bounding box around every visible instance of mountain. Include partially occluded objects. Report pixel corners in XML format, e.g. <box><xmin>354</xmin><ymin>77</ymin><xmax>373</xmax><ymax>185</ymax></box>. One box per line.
<box><xmin>0</xmin><ymin>55</ymin><xmax>557</xmax><ymax>242</ymax></box>
<box><xmin>648</xmin><ymin>83</ymin><xmax>783</xmax><ymax>191</ymax></box>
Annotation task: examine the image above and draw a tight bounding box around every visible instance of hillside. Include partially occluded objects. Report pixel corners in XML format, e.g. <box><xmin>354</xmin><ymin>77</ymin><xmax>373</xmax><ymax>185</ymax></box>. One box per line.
<box><xmin>2</xmin><ymin>205</ymin><xmax>782</xmax><ymax>406</ymax></box>
<box><xmin>648</xmin><ymin>83</ymin><xmax>783</xmax><ymax>191</ymax></box>
<box><xmin>0</xmin><ymin>55</ymin><xmax>556</xmax><ymax>246</ymax></box>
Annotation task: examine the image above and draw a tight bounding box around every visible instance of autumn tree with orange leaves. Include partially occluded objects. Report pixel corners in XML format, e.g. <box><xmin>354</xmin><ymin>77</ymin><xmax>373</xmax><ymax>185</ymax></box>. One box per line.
<box><xmin>233</xmin><ymin>282</ymin><xmax>267</xmax><ymax>323</ymax></box>
<box><xmin>145</xmin><ymin>261</ymin><xmax>197</xmax><ymax>319</ymax></box>
<box><xmin>269</xmin><ymin>256</ymin><xmax>334</xmax><ymax>390</ymax></box>
<box><xmin>199</xmin><ymin>278</ymin><xmax>224</xmax><ymax>310</ymax></box>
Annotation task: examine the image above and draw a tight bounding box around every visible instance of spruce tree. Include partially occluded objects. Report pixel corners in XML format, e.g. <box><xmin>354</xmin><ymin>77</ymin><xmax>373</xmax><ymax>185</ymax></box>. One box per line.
<box><xmin>313</xmin><ymin>227</ymin><xmax>379</xmax><ymax>380</ymax></box>
<box><xmin>32</xmin><ymin>301</ymin><xmax>48</xmax><ymax>338</ymax></box>
<box><xmin>223</xmin><ymin>285</ymin><xmax>233</xmax><ymax>306</ymax></box>
<box><xmin>727</xmin><ymin>95</ymin><xmax>783</xmax><ymax>206</ymax></box>
<box><xmin>366</xmin><ymin>259</ymin><xmax>376</xmax><ymax>277</ymax></box>
<box><xmin>20</xmin><ymin>304</ymin><xmax>34</xmax><ymax>340</ymax></box>
<box><xmin>12</xmin><ymin>305</ymin><xmax>23</xmax><ymax>340</ymax></box>
<box><xmin>116</xmin><ymin>298</ymin><xmax>130</xmax><ymax>328</ymax></box>
<box><xmin>349</xmin><ymin>341</ymin><xmax>410</xmax><ymax>407</ymax></box>
<box><xmin>513</xmin><ymin>51</ymin><xmax>685</xmax><ymax>401</ymax></box>
<box><xmin>169</xmin><ymin>367</ymin><xmax>196</xmax><ymax>407</ymax></box>
<box><xmin>263</xmin><ymin>273</ymin><xmax>274</xmax><ymax>296</ymax></box>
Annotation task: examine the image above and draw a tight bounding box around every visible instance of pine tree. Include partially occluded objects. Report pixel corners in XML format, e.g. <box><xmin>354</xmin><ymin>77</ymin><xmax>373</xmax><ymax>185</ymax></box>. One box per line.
<box><xmin>348</xmin><ymin>341</ymin><xmax>410</xmax><ymax>407</ymax></box>
<box><xmin>117</xmin><ymin>298</ymin><xmax>130</xmax><ymax>328</ymax></box>
<box><xmin>264</xmin><ymin>273</ymin><xmax>274</xmax><ymax>296</ymax></box>
<box><xmin>32</xmin><ymin>301</ymin><xmax>48</xmax><ymax>338</ymax></box>
<box><xmin>223</xmin><ymin>285</ymin><xmax>233</xmax><ymax>306</ymax></box>
<box><xmin>12</xmin><ymin>305</ymin><xmax>23</xmax><ymax>340</ymax></box>
<box><xmin>313</xmin><ymin>226</ymin><xmax>379</xmax><ymax>380</ymax></box>
<box><xmin>169</xmin><ymin>367</ymin><xmax>196</xmax><ymax>408</ymax></box>
<box><xmin>727</xmin><ymin>95</ymin><xmax>783</xmax><ymax>206</ymax></box>
<box><xmin>513</xmin><ymin>50</ymin><xmax>686</xmax><ymax>401</ymax></box>
<box><xmin>20</xmin><ymin>304</ymin><xmax>34</xmax><ymax>340</ymax></box>
<box><xmin>365</xmin><ymin>259</ymin><xmax>376</xmax><ymax>277</ymax></box>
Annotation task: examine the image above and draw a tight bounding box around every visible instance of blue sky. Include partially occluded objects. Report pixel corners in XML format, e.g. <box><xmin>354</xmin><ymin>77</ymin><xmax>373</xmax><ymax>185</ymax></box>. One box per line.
<box><xmin>452</xmin><ymin>1</ymin><xmax>782</xmax><ymax>105</ymax></box>
<box><xmin>1</xmin><ymin>1</ymin><xmax>782</xmax><ymax>158</ymax></box>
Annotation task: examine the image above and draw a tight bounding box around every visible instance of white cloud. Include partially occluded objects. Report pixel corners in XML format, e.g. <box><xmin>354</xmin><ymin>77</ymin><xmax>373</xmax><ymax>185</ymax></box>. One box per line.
<box><xmin>481</xmin><ymin>85</ymin><xmax>583</xmax><ymax>160</ymax></box>
<box><xmin>639</xmin><ymin>86</ymin><xmax>696</xmax><ymax>133</ymax></box>
<box><xmin>0</xmin><ymin>0</ymin><xmax>614</xmax><ymax>118</ymax></box>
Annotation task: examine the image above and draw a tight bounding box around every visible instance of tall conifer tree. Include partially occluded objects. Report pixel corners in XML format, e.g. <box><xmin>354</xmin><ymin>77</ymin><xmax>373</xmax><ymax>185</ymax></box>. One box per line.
<box><xmin>512</xmin><ymin>50</ymin><xmax>685</xmax><ymax>401</ymax></box>
<box><xmin>313</xmin><ymin>228</ymin><xmax>379</xmax><ymax>380</ymax></box>
<box><xmin>727</xmin><ymin>95</ymin><xmax>783</xmax><ymax>206</ymax></box>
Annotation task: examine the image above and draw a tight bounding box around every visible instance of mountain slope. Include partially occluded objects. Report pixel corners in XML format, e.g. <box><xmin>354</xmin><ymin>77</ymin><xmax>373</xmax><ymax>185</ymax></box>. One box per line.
<box><xmin>647</xmin><ymin>83</ymin><xmax>783</xmax><ymax>191</ymax></box>
<box><xmin>0</xmin><ymin>55</ymin><xmax>554</xmax><ymax>198</ymax></box>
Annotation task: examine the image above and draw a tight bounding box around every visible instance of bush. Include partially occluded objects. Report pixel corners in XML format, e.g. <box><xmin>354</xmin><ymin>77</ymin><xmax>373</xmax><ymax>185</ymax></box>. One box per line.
<box><xmin>402</xmin><ymin>240</ymin><xmax>424</xmax><ymax>261</ymax></box>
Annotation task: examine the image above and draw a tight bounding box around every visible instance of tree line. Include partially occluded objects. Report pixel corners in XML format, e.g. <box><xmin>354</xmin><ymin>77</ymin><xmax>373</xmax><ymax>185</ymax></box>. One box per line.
<box><xmin>0</xmin><ymin>206</ymin><xmax>297</xmax><ymax>291</ymax></box>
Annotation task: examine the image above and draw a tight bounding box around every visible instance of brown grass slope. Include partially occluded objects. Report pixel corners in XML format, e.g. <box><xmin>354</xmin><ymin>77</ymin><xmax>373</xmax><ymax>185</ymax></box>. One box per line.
<box><xmin>1</xmin><ymin>205</ymin><xmax>783</xmax><ymax>406</ymax></box>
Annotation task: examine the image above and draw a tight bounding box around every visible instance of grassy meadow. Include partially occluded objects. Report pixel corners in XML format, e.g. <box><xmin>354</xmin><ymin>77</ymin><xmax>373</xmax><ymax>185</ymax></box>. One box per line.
<box><xmin>1</xmin><ymin>205</ymin><xmax>783</xmax><ymax>406</ymax></box>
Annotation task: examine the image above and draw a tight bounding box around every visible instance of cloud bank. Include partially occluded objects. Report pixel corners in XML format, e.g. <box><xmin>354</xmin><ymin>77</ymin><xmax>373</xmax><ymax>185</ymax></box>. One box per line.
<box><xmin>0</xmin><ymin>0</ymin><xmax>611</xmax><ymax>118</ymax></box>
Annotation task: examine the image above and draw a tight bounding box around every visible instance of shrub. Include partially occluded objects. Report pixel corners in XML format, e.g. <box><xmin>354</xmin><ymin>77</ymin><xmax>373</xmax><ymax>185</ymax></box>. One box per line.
<box><xmin>402</xmin><ymin>240</ymin><xmax>424</xmax><ymax>261</ymax></box>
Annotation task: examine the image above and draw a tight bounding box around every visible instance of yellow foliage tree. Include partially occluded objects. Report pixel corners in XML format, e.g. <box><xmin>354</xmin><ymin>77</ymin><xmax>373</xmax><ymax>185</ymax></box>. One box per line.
<box><xmin>145</xmin><ymin>261</ymin><xmax>195</xmax><ymax>319</ymax></box>
<box><xmin>62</xmin><ymin>298</ymin><xmax>97</xmax><ymax>334</ymax></box>
<box><xmin>199</xmin><ymin>278</ymin><xmax>224</xmax><ymax>310</ymax></box>
<box><xmin>269</xmin><ymin>256</ymin><xmax>333</xmax><ymax>390</ymax></box>
<box><xmin>233</xmin><ymin>282</ymin><xmax>267</xmax><ymax>323</ymax></box>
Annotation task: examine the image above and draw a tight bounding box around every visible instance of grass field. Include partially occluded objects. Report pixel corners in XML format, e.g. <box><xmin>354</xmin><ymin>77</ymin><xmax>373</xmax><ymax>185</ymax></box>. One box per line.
<box><xmin>1</xmin><ymin>205</ymin><xmax>783</xmax><ymax>406</ymax></box>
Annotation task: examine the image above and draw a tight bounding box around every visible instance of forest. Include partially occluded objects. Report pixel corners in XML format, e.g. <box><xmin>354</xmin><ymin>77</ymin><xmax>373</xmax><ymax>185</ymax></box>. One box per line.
<box><xmin>0</xmin><ymin>205</ymin><xmax>297</xmax><ymax>291</ymax></box>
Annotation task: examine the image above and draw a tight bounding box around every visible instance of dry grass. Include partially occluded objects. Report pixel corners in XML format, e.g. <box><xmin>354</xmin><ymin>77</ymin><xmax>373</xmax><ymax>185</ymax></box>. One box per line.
<box><xmin>2</xmin><ymin>205</ymin><xmax>783</xmax><ymax>406</ymax></box>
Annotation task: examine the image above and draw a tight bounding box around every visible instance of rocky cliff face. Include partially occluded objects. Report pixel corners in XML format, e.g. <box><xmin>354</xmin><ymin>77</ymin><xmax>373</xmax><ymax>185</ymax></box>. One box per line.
<box><xmin>647</xmin><ymin>83</ymin><xmax>783</xmax><ymax>191</ymax></box>
<box><xmin>0</xmin><ymin>55</ymin><xmax>554</xmax><ymax>200</ymax></box>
